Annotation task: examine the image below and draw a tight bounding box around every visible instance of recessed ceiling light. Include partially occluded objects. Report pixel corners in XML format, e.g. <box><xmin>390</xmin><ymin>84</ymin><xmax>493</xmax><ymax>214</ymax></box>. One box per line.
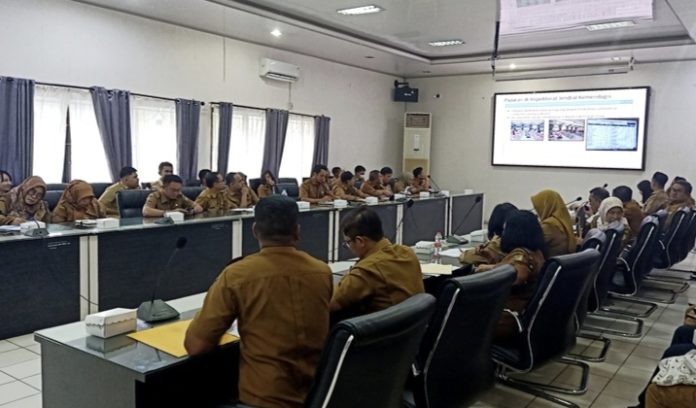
<box><xmin>428</xmin><ymin>39</ymin><xmax>464</xmax><ymax>47</ymax></box>
<box><xmin>337</xmin><ymin>5</ymin><xmax>384</xmax><ymax>16</ymax></box>
<box><xmin>270</xmin><ymin>29</ymin><xmax>282</xmax><ymax>37</ymax></box>
<box><xmin>509</xmin><ymin>63</ymin><xmax>517</xmax><ymax>70</ymax></box>
<box><xmin>586</xmin><ymin>21</ymin><xmax>635</xmax><ymax>31</ymax></box>
<box><xmin>611</xmin><ymin>56</ymin><xmax>622</xmax><ymax>61</ymax></box>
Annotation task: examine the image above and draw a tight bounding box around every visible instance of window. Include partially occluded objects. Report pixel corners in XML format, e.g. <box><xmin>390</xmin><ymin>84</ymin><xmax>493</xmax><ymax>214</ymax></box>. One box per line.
<box><xmin>130</xmin><ymin>97</ymin><xmax>177</xmax><ymax>183</ymax></box>
<box><xmin>279</xmin><ymin>115</ymin><xmax>315</xmax><ymax>182</ymax></box>
<box><xmin>33</xmin><ymin>86</ymin><xmax>111</xmax><ymax>183</ymax></box>
<box><xmin>211</xmin><ymin>107</ymin><xmax>266</xmax><ymax>178</ymax></box>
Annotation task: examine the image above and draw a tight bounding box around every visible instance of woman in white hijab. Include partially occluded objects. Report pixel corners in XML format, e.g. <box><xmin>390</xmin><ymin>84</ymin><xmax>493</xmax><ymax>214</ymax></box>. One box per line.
<box><xmin>596</xmin><ymin>196</ymin><xmax>632</xmax><ymax>247</ymax></box>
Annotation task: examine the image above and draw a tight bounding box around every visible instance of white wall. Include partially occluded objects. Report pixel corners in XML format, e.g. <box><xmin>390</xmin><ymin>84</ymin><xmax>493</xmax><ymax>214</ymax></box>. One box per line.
<box><xmin>407</xmin><ymin>61</ymin><xmax>696</xmax><ymax>216</ymax></box>
<box><xmin>0</xmin><ymin>0</ymin><xmax>404</xmax><ymax>175</ymax></box>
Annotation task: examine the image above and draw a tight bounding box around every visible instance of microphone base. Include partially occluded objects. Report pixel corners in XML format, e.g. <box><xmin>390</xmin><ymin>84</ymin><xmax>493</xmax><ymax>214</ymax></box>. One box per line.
<box><xmin>446</xmin><ymin>235</ymin><xmax>469</xmax><ymax>245</ymax></box>
<box><xmin>137</xmin><ymin>299</ymin><xmax>180</xmax><ymax>323</ymax></box>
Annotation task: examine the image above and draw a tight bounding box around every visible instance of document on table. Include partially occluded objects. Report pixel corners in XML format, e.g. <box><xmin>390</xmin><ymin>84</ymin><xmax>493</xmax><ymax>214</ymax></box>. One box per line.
<box><xmin>421</xmin><ymin>263</ymin><xmax>454</xmax><ymax>276</ymax></box>
<box><xmin>128</xmin><ymin>319</ymin><xmax>238</xmax><ymax>358</ymax></box>
<box><xmin>440</xmin><ymin>247</ymin><xmax>464</xmax><ymax>258</ymax></box>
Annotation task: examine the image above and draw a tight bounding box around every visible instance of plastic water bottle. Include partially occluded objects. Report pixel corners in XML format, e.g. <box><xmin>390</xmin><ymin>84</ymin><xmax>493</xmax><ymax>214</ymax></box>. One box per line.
<box><xmin>433</xmin><ymin>232</ymin><xmax>443</xmax><ymax>258</ymax></box>
<box><xmin>281</xmin><ymin>189</ymin><xmax>288</xmax><ymax>196</ymax></box>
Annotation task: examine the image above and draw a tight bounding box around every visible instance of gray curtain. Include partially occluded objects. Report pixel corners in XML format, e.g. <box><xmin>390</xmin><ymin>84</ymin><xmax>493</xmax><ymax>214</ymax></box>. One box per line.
<box><xmin>90</xmin><ymin>86</ymin><xmax>132</xmax><ymax>182</ymax></box>
<box><xmin>0</xmin><ymin>77</ymin><xmax>34</xmax><ymax>182</ymax></box>
<box><xmin>261</xmin><ymin>109</ymin><xmax>289</xmax><ymax>177</ymax></box>
<box><xmin>216</xmin><ymin>103</ymin><xmax>233</xmax><ymax>175</ymax></box>
<box><xmin>312</xmin><ymin>115</ymin><xmax>330</xmax><ymax>166</ymax></box>
<box><xmin>175</xmin><ymin>99</ymin><xmax>202</xmax><ymax>182</ymax></box>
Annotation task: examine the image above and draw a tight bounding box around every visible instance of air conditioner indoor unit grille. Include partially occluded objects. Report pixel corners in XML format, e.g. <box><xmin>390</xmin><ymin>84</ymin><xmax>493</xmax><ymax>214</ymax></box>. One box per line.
<box><xmin>260</xmin><ymin>58</ymin><xmax>300</xmax><ymax>82</ymax></box>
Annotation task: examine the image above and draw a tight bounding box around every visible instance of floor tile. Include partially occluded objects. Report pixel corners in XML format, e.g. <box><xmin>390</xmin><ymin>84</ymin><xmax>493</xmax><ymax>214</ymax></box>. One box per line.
<box><xmin>630</xmin><ymin>344</ymin><xmax>666</xmax><ymax>361</ymax></box>
<box><xmin>590</xmin><ymin>393</ymin><xmax>637</xmax><ymax>408</ymax></box>
<box><xmin>0</xmin><ymin>349</ymin><xmax>39</xmax><ymax>370</ymax></box>
<box><xmin>0</xmin><ymin>381</ymin><xmax>39</xmax><ymax>405</ymax></box>
<box><xmin>25</xmin><ymin>344</ymin><xmax>40</xmax><ymax>356</ymax></box>
<box><xmin>6</xmin><ymin>335</ymin><xmax>38</xmax><ymax>348</ymax></box>
<box><xmin>0</xmin><ymin>371</ymin><xmax>15</xmax><ymax>386</ymax></box>
<box><xmin>601</xmin><ymin>377</ymin><xmax>645</xmax><ymax>403</ymax></box>
<box><xmin>479</xmin><ymin>384</ymin><xmax>536</xmax><ymax>407</ymax></box>
<box><xmin>22</xmin><ymin>374</ymin><xmax>41</xmax><ymax>391</ymax></box>
<box><xmin>0</xmin><ymin>393</ymin><xmax>42</xmax><ymax>408</ymax></box>
<box><xmin>1</xmin><ymin>359</ymin><xmax>41</xmax><ymax>379</ymax></box>
<box><xmin>0</xmin><ymin>341</ymin><xmax>20</xmax><ymax>354</ymax></box>
<box><xmin>554</xmin><ymin>365</ymin><xmax>610</xmax><ymax>393</ymax></box>
<box><xmin>613</xmin><ymin>365</ymin><xmax>653</xmax><ymax>386</ymax></box>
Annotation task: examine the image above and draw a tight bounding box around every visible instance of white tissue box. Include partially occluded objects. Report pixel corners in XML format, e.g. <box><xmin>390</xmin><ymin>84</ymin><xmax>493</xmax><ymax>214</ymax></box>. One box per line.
<box><xmin>19</xmin><ymin>221</ymin><xmax>46</xmax><ymax>233</ymax></box>
<box><xmin>393</xmin><ymin>193</ymin><xmax>406</xmax><ymax>200</ymax></box>
<box><xmin>164</xmin><ymin>211</ymin><xmax>185</xmax><ymax>223</ymax></box>
<box><xmin>414</xmin><ymin>241</ymin><xmax>434</xmax><ymax>254</ymax></box>
<box><xmin>365</xmin><ymin>197</ymin><xmax>379</xmax><ymax>205</ymax></box>
<box><xmin>419</xmin><ymin>192</ymin><xmax>430</xmax><ymax>198</ymax></box>
<box><xmin>333</xmin><ymin>199</ymin><xmax>348</xmax><ymax>208</ymax></box>
<box><xmin>296</xmin><ymin>201</ymin><xmax>311</xmax><ymax>210</ymax></box>
<box><xmin>440</xmin><ymin>190</ymin><xmax>450</xmax><ymax>197</ymax></box>
<box><xmin>470</xmin><ymin>229</ymin><xmax>487</xmax><ymax>243</ymax></box>
<box><xmin>85</xmin><ymin>308</ymin><xmax>137</xmax><ymax>338</ymax></box>
<box><xmin>96</xmin><ymin>218</ymin><xmax>119</xmax><ymax>229</ymax></box>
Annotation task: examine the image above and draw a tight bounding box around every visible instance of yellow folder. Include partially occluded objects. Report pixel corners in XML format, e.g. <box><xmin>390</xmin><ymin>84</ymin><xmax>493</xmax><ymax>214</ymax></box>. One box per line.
<box><xmin>127</xmin><ymin>319</ymin><xmax>238</xmax><ymax>358</ymax></box>
<box><xmin>421</xmin><ymin>263</ymin><xmax>454</xmax><ymax>276</ymax></box>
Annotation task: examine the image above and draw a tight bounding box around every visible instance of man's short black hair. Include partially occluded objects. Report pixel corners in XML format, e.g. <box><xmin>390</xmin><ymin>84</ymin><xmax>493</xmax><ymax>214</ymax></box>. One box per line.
<box><xmin>162</xmin><ymin>174</ymin><xmax>183</xmax><ymax>186</ymax></box>
<box><xmin>119</xmin><ymin>166</ymin><xmax>137</xmax><ymax>179</ymax></box>
<box><xmin>340</xmin><ymin>171</ymin><xmax>354</xmax><ymax>183</ymax></box>
<box><xmin>674</xmin><ymin>180</ymin><xmax>693</xmax><ymax>195</ymax></box>
<box><xmin>312</xmin><ymin>164</ymin><xmax>328</xmax><ymax>175</ymax></box>
<box><xmin>225</xmin><ymin>172</ymin><xmax>237</xmax><ymax>186</ymax></box>
<box><xmin>590</xmin><ymin>187</ymin><xmax>610</xmax><ymax>202</ymax></box>
<box><xmin>204</xmin><ymin>172</ymin><xmax>220</xmax><ymax>188</ymax></box>
<box><xmin>612</xmin><ymin>186</ymin><xmax>633</xmax><ymax>203</ymax></box>
<box><xmin>380</xmin><ymin>167</ymin><xmax>393</xmax><ymax>176</ymax></box>
<box><xmin>354</xmin><ymin>165</ymin><xmax>366</xmax><ymax>174</ymax></box>
<box><xmin>198</xmin><ymin>169</ymin><xmax>211</xmax><ymax>181</ymax></box>
<box><xmin>158</xmin><ymin>161</ymin><xmax>173</xmax><ymax>172</ymax></box>
<box><xmin>331</xmin><ymin>167</ymin><xmax>342</xmax><ymax>177</ymax></box>
<box><xmin>413</xmin><ymin>167</ymin><xmax>423</xmax><ymax>178</ymax></box>
<box><xmin>341</xmin><ymin>207</ymin><xmax>384</xmax><ymax>242</ymax></box>
<box><xmin>637</xmin><ymin>180</ymin><xmax>652</xmax><ymax>203</ymax></box>
<box><xmin>487</xmin><ymin>202</ymin><xmax>518</xmax><ymax>240</ymax></box>
<box><xmin>254</xmin><ymin>196</ymin><xmax>299</xmax><ymax>241</ymax></box>
<box><xmin>368</xmin><ymin>170</ymin><xmax>380</xmax><ymax>182</ymax></box>
<box><xmin>501</xmin><ymin>210</ymin><xmax>545</xmax><ymax>253</ymax></box>
<box><xmin>674</xmin><ymin>176</ymin><xmax>686</xmax><ymax>183</ymax></box>
<box><xmin>652</xmin><ymin>171</ymin><xmax>668</xmax><ymax>188</ymax></box>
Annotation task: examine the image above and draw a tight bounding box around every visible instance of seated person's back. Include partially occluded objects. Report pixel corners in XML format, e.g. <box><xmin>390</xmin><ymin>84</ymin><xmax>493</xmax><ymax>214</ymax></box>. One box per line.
<box><xmin>531</xmin><ymin>189</ymin><xmax>576</xmax><ymax>257</ymax></box>
<box><xmin>330</xmin><ymin>207</ymin><xmax>424</xmax><ymax>319</ymax></box>
<box><xmin>459</xmin><ymin>202</ymin><xmax>517</xmax><ymax>266</ymax></box>
<box><xmin>185</xmin><ymin>195</ymin><xmax>332</xmax><ymax>408</ymax></box>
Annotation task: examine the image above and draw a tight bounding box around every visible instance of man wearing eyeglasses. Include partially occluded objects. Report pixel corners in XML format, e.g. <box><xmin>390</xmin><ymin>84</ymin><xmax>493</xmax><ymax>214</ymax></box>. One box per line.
<box><xmin>330</xmin><ymin>207</ymin><xmax>424</xmax><ymax>320</ymax></box>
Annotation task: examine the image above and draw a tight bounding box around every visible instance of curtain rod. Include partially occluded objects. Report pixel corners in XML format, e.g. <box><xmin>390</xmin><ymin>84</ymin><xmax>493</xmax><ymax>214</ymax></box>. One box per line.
<box><xmin>210</xmin><ymin>102</ymin><xmax>317</xmax><ymax>118</ymax></box>
<box><xmin>35</xmin><ymin>81</ymin><xmax>205</xmax><ymax>105</ymax></box>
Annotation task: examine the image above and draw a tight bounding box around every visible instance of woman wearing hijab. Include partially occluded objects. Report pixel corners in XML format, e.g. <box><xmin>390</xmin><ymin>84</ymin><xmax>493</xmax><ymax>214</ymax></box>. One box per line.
<box><xmin>52</xmin><ymin>180</ymin><xmax>106</xmax><ymax>223</ymax></box>
<box><xmin>459</xmin><ymin>202</ymin><xmax>518</xmax><ymax>266</ymax></box>
<box><xmin>595</xmin><ymin>196</ymin><xmax>632</xmax><ymax>247</ymax></box>
<box><xmin>0</xmin><ymin>176</ymin><xmax>51</xmax><ymax>224</ymax></box>
<box><xmin>531</xmin><ymin>189</ymin><xmax>577</xmax><ymax>257</ymax></box>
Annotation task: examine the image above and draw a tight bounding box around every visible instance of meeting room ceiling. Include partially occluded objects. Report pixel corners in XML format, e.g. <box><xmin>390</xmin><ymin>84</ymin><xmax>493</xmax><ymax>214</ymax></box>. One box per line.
<box><xmin>76</xmin><ymin>0</ymin><xmax>696</xmax><ymax>77</ymax></box>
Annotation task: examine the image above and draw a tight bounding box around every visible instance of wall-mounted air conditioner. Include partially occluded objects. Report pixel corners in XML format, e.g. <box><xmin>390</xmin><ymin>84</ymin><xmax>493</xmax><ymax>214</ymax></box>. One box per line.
<box><xmin>493</xmin><ymin>62</ymin><xmax>632</xmax><ymax>81</ymax></box>
<box><xmin>260</xmin><ymin>58</ymin><xmax>300</xmax><ymax>82</ymax></box>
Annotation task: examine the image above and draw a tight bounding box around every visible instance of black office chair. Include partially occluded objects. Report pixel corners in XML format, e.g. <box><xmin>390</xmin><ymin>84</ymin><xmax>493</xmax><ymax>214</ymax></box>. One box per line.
<box><xmin>46</xmin><ymin>183</ymin><xmax>68</xmax><ymax>191</ymax></box>
<box><xmin>185</xmin><ymin>179</ymin><xmax>200</xmax><ymax>187</ymax></box>
<box><xmin>277</xmin><ymin>177</ymin><xmax>298</xmax><ymax>185</ymax></box>
<box><xmin>493</xmin><ymin>249</ymin><xmax>601</xmax><ymax>408</ymax></box>
<box><xmin>141</xmin><ymin>182</ymin><xmax>153</xmax><ymax>189</ymax></box>
<box><xmin>653</xmin><ymin>208</ymin><xmax>691</xmax><ymax>269</ymax></box>
<box><xmin>91</xmin><ymin>182</ymin><xmax>112</xmax><ymax>199</ymax></box>
<box><xmin>276</xmin><ymin>178</ymin><xmax>299</xmax><ymax>199</ymax></box>
<box><xmin>44</xmin><ymin>190</ymin><xmax>62</xmax><ymax>212</ymax></box>
<box><xmin>406</xmin><ymin>266</ymin><xmax>516</xmax><ymax>408</ymax></box>
<box><xmin>304</xmin><ymin>294</ymin><xmax>436</xmax><ymax>408</ymax></box>
<box><xmin>116</xmin><ymin>190</ymin><xmax>152</xmax><ymax>219</ymax></box>
<box><xmin>181</xmin><ymin>187</ymin><xmax>203</xmax><ymax>201</ymax></box>
<box><xmin>654</xmin><ymin>209</ymin><xmax>668</xmax><ymax>233</ymax></box>
<box><xmin>248</xmin><ymin>178</ymin><xmax>262</xmax><ymax>194</ymax></box>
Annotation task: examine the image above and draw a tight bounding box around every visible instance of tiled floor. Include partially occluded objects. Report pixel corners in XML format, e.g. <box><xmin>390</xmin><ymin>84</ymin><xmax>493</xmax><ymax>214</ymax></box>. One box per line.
<box><xmin>1</xmin><ymin>256</ymin><xmax>694</xmax><ymax>408</ymax></box>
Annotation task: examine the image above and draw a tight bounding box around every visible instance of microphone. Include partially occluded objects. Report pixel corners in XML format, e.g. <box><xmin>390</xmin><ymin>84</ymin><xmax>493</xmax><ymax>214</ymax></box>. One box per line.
<box><xmin>447</xmin><ymin>196</ymin><xmax>483</xmax><ymax>244</ymax></box>
<box><xmin>427</xmin><ymin>175</ymin><xmax>441</xmax><ymax>194</ymax></box>
<box><xmin>565</xmin><ymin>196</ymin><xmax>582</xmax><ymax>206</ymax></box>
<box><xmin>22</xmin><ymin>218</ymin><xmax>49</xmax><ymax>238</ymax></box>
<box><xmin>395</xmin><ymin>199</ymin><xmax>415</xmax><ymax>232</ymax></box>
<box><xmin>137</xmin><ymin>237</ymin><xmax>187</xmax><ymax>323</ymax></box>
<box><xmin>603</xmin><ymin>183</ymin><xmax>608</xmax><ymax>189</ymax></box>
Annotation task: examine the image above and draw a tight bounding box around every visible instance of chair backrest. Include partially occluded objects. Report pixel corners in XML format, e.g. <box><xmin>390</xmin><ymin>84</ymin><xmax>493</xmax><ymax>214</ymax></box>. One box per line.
<box><xmin>662</xmin><ymin>208</ymin><xmax>691</xmax><ymax>267</ymax></box>
<box><xmin>116</xmin><ymin>190</ymin><xmax>152</xmax><ymax>219</ymax></box>
<box><xmin>575</xmin><ymin>229</ymin><xmax>606</xmax><ymax>328</ymax></box>
<box><xmin>512</xmin><ymin>249</ymin><xmax>601</xmax><ymax>370</ymax></box>
<box><xmin>305</xmin><ymin>293</ymin><xmax>436</xmax><ymax>408</ymax></box>
<box><xmin>248</xmin><ymin>178</ymin><xmax>262</xmax><ymax>194</ymax></box>
<box><xmin>46</xmin><ymin>183</ymin><xmax>68</xmax><ymax>191</ymax></box>
<box><xmin>44</xmin><ymin>190</ymin><xmax>62</xmax><ymax>212</ymax></box>
<box><xmin>91</xmin><ymin>182</ymin><xmax>112</xmax><ymax>199</ymax></box>
<box><xmin>277</xmin><ymin>182</ymin><xmax>299</xmax><ymax>199</ymax></box>
<box><xmin>278</xmin><ymin>177</ymin><xmax>298</xmax><ymax>186</ymax></box>
<box><xmin>655</xmin><ymin>209</ymin><xmax>668</xmax><ymax>233</ymax></box>
<box><xmin>620</xmin><ymin>216</ymin><xmax>660</xmax><ymax>294</ymax></box>
<box><xmin>413</xmin><ymin>266</ymin><xmax>516</xmax><ymax>408</ymax></box>
<box><xmin>181</xmin><ymin>186</ymin><xmax>203</xmax><ymax>201</ymax></box>
<box><xmin>141</xmin><ymin>182</ymin><xmax>152</xmax><ymax>190</ymax></box>
<box><xmin>588</xmin><ymin>223</ymin><xmax>624</xmax><ymax>312</ymax></box>
<box><xmin>680</xmin><ymin>210</ymin><xmax>696</xmax><ymax>261</ymax></box>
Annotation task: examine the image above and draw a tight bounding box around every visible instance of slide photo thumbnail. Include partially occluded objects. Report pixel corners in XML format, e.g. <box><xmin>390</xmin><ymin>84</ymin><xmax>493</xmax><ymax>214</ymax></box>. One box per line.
<box><xmin>548</xmin><ymin>119</ymin><xmax>585</xmax><ymax>141</ymax></box>
<box><xmin>510</xmin><ymin>120</ymin><xmax>544</xmax><ymax>141</ymax></box>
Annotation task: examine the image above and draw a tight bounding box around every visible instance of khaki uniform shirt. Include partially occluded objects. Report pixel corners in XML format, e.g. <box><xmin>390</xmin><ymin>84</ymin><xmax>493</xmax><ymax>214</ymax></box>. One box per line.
<box><xmin>257</xmin><ymin>184</ymin><xmax>276</xmax><ymax>198</ymax></box>
<box><xmin>330</xmin><ymin>238</ymin><xmax>425</xmax><ymax>318</ymax></box>
<box><xmin>52</xmin><ymin>199</ymin><xmax>106</xmax><ymax>223</ymax></box>
<box><xmin>624</xmin><ymin>200</ymin><xmax>645</xmax><ymax>244</ymax></box>
<box><xmin>98</xmin><ymin>182</ymin><xmax>128</xmax><ymax>216</ymax></box>
<box><xmin>410</xmin><ymin>178</ymin><xmax>428</xmax><ymax>194</ymax></box>
<box><xmin>332</xmin><ymin>181</ymin><xmax>365</xmax><ymax>200</ymax></box>
<box><xmin>459</xmin><ymin>235</ymin><xmax>505</xmax><ymax>266</ymax></box>
<box><xmin>0</xmin><ymin>196</ymin><xmax>51</xmax><ymax>224</ymax></box>
<box><xmin>188</xmin><ymin>247</ymin><xmax>332</xmax><ymax>408</ymax></box>
<box><xmin>644</xmin><ymin>190</ymin><xmax>669</xmax><ymax>214</ymax></box>
<box><xmin>360</xmin><ymin>181</ymin><xmax>389</xmax><ymax>197</ymax></box>
<box><xmin>144</xmin><ymin>190</ymin><xmax>195</xmax><ymax>212</ymax></box>
<box><xmin>195</xmin><ymin>188</ymin><xmax>236</xmax><ymax>213</ymax></box>
<box><xmin>151</xmin><ymin>179</ymin><xmax>163</xmax><ymax>191</ymax></box>
<box><xmin>541</xmin><ymin>221</ymin><xmax>574</xmax><ymax>258</ymax></box>
<box><xmin>300</xmin><ymin>179</ymin><xmax>332</xmax><ymax>201</ymax></box>
<box><xmin>228</xmin><ymin>188</ymin><xmax>258</xmax><ymax>208</ymax></box>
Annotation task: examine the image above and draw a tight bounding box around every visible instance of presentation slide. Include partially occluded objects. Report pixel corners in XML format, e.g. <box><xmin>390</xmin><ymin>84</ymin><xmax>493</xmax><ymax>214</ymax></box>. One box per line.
<box><xmin>492</xmin><ymin>87</ymin><xmax>649</xmax><ymax>170</ymax></box>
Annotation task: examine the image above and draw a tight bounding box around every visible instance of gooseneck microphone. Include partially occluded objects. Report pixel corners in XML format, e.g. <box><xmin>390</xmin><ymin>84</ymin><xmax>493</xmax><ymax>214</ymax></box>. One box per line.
<box><xmin>137</xmin><ymin>237</ymin><xmax>187</xmax><ymax>323</ymax></box>
<box><xmin>565</xmin><ymin>196</ymin><xmax>582</xmax><ymax>206</ymax></box>
<box><xmin>395</xmin><ymin>199</ymin><xmax>415</xmax><ymax>232</ymax></box>
<box><xmin>447</xmin><ymin>196</ymin><xmax>483</xmax><ymax>244</ymax></box>
<box><xmin>427</xmin><ymin>175</ymin><xmax>442</xmax><ymax>194</ymax></box>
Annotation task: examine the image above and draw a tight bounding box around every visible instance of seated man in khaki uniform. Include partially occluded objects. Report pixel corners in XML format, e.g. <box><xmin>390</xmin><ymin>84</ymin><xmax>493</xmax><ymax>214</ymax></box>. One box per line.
<box><xmin>185</xmin><ymin>195</ymin><xmax>333</xmax><ymax>408</ymax></box>
<box><xmin>612</xmin><ymin>185</ymin><xmax>645</xmax><ymax>244</ymax></box>
<box><xmin>98</xmin><ymin>166</ymin><xmax>140</xmax><ymax>216</ymax></box>
<box><xmin>409</xmin><ymin>166</ymin><xmax>430</xmax><ymax>194</ymax></box>
<box><xmin>195</xmin><ymin>172</ymin><xmax>236</xmax><ymax>213</ymax></box>
<box><xmin>331</xmin><ymin>207</ymin><xmax>424</xmax><ymax>320</ymax></box>
<box><xmin>361</xmin><ymin>170</ymin><xmax>393</xmax><ymax>199</ymax></box>
<box><xmin>644</xmin><ymin>171</ymin><xmax>670</xmax><ymax>214</ymax></box>
<box><xmin>225</xmin><ymin>172</ymin><xmax>257</xmax><ymax>208</ymax></box>
<box><xmin>142</xmin><ymin>174</ymin><xmax>203</xmax><ymax>217</ymax></box>
<box><xmin>150</xmin><ymin>161</ymin><xmax>173</xmax><ymax>191</ymax></box>
<box><xmin>329</xmin><ymin>166</ymin><xmax>342</xmax><ymax>188</ymax></box>
<box><xmin>332</xmin><ymin>171</ymin><xmax>368</xmax><ymax>201</ymax></box>
<box><xmin>299</xmin><ymin>164</ymin><xmax>333</xmax><ymax>203</ymax></box>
